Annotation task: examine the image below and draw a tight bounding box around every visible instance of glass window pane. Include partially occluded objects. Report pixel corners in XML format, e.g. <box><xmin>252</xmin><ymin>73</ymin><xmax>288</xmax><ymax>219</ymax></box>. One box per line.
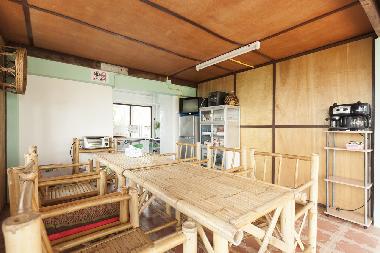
<box><xmin>131</xmin><ymin>106</ymin><xmax>151</xmax><ymax>138</ymax></box>
<box><xmin>113</xmin><ymin>104</ymin><xmax>130</xmax><ymax>136</ymax></box>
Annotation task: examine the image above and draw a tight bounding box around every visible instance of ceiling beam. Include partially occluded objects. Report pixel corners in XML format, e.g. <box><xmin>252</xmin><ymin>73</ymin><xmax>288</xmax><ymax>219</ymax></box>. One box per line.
<box><xmin>359</xmin><ymin>0</ymin><xmax>380</xmax><ymax>36</ymax></box>
<box><xmin>21</xmin><ymin>0</ymin><xmax>34</xmax><ymax>45</ymax></box>
<box><xmin>6</xmin><ymin>42</ymin><xmax>197</xmax><ymax>87</ymax></box>
<box><xmin>139</xmin><ymin>0</ymin><xmax>274</xmax><ymax>62</ymax></box>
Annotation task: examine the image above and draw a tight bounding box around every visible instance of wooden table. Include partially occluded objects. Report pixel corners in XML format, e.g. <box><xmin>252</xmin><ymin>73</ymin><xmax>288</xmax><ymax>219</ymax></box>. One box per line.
<box><xmin>95</xmin><ymin>153</ymin><xmax>295</xmax><ymax>253</ymax></box>
<box><xmin>94</xmin><ymin>153</ymin><xmax>178</xmax><ymax>188</ymax></box>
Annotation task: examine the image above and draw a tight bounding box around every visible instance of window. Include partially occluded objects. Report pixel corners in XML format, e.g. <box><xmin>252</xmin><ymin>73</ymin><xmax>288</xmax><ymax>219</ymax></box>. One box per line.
<box><xmin>113</xmin><ymin>104</ymin><xmax>152</xmax><ymax>138</ymax></box>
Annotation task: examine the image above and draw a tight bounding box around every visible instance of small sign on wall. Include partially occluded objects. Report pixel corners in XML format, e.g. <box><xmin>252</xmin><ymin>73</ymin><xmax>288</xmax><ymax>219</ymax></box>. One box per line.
<box><xmin>91</xmin><ymin>69</ymin><xmax>109</xmax><ymax>84</ymax></box>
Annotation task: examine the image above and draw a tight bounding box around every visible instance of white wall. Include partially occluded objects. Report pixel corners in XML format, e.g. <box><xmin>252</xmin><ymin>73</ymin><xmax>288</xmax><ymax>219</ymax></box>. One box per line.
<box><xmin>156</xmin><ymin>94</ymin><xmax>179</xmax><ymax>153</ymax></box>
<box><xmin>374</xmin><ymin>39</ymin><xmax>380</xmax><ymax>227</ymax></box>
<box><xmin>19</xmin><ymin>75</ymin><xmax>113</xmax><ymax>164</ymax></box>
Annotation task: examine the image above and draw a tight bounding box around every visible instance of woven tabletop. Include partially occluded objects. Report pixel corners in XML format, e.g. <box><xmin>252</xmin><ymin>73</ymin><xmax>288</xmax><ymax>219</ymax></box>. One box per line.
<box><xmin>124</xmin><ymin>163</ymin><xmax>291</xmax><ymax>227</ymax></box>
<box><xmin>94</xmin><ymin>153</ymin><xmax>178</xmax><ymax>175</ymax></box>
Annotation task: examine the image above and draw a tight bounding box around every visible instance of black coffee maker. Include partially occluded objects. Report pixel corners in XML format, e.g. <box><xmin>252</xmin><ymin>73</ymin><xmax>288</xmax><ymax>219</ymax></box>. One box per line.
<box><xmin>328</xmin><ymin>101</ymin><xmax>371</xmax><ymax>131</ymax></box>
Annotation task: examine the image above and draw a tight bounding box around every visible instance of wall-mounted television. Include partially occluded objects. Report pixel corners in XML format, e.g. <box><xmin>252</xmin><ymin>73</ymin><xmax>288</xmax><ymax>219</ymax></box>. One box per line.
<box><xmin>179</xmin><ymin>97</ymin><xmax>201</xmax><ymax>115</ymax></box>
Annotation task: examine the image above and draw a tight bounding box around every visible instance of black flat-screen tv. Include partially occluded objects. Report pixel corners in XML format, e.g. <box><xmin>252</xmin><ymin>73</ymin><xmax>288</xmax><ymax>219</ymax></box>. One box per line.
<box><xmin>179</xmin><ymin>97</ymin><xmax>201</xmax><ymax>115</ymax></box>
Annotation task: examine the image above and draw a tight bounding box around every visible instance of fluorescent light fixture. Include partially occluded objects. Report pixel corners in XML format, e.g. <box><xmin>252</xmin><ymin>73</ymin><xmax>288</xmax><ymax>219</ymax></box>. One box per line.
<box><xmin>196</xmin><ymin>41</ymin><xmax>260</xmax><ymax>71</ymax></box>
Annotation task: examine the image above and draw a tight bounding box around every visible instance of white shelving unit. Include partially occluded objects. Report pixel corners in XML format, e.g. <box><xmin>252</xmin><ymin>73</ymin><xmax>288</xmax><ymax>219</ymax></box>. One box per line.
<box><xmin>199</xmin><ymin>105</ymin><xmax>240</xmax><ymax>166</ymax></box>
<box><xmin>324</xmin><ymin>130</ymin><xmax>373</xmax><ymax>228</ymax></box>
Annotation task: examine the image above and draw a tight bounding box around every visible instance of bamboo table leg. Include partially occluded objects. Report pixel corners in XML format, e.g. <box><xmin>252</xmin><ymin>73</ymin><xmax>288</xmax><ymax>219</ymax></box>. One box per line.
<box><xmin>129</xmin><ymin>187</ymin><xmax>139</xmax><ymax>228</ymax></box>
<box><xmin>281</xmin><ymin>199</ymin><xmax>295</xmax><ymax>253</ymax></box>
<box><xmin>213</xmin><ymin>233</ymin><xmax>229</xmax><ymax>253</ymax></box>
<box><xmin>183</xmin><ymin>220</ymin><xmax>197</xmax><ymax>253</ymax></box>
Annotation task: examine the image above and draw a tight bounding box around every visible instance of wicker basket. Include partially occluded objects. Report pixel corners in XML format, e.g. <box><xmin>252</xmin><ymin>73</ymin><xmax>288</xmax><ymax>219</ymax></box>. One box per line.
<box><xmin>0</xmin><ymin>46</ymin><xmax>27</xmax><ymax>94</ymax></box>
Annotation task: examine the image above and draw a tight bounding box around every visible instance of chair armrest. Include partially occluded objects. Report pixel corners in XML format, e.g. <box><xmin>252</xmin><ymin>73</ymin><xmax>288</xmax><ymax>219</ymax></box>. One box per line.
<box><xmin>159</xmin><ymin>153</ymin><xmax>176</xmax><ymax>156</ymax></box>
<box><xmin>38</xmin><ymin>174</ymin><xmax>100</xmax><ymax>187</ymax></box>
<box><xmin>39</xmin><ymin>163</ymin><xmax>88</xmax><ymax>171</ymax></box>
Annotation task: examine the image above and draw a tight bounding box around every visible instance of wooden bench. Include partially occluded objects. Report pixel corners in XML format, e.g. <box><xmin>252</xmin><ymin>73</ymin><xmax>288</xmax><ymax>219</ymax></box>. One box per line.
<box><xmin>2</xmin><ymin>164</ymin><xmax>198</xmax><ymax>253</ymax></box>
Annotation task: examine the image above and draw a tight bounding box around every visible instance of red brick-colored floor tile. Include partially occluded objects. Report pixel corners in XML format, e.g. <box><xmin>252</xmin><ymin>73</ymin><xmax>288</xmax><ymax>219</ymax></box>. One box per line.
<box><xmin>317</xmin><ymin>230</ymin><xmax>331</xmax><ymax>243</ymax></box>
<box><xmin>344</xmin><ymin>229</ymin><xmax>379</xmax><ymax>249</ymax></box>
<box><xmin>335</xmin><ymin>240</ymin><xmax>373</xmax><ymax>253</ymax></box>
<box><xmin>318</xmin><ymin>218</ymin><xmax>340</xmax><ymax>233</ymax></box>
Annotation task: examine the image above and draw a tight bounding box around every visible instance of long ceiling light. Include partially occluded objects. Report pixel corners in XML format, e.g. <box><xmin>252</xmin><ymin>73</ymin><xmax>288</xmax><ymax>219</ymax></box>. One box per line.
<box><xmin>196</xmin><ymin>41</ymin><xmax>260</xmax><ymax>71</ymax></box>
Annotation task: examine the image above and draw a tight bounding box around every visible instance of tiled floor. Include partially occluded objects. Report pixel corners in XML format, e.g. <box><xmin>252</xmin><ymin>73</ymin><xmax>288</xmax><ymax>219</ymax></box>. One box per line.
<box><xmin>1</xmin><ymin>203</ymin><xmax>380</xmax><ymax>253</ymax></box>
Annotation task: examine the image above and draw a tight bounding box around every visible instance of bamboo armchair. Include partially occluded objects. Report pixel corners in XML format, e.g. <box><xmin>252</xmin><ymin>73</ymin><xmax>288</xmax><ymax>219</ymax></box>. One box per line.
<box><xmin>2</xmin><ymin>167</ymin><xmax>198</xmax><ymax>253</ymax></box>
<box><xmin>8</xmin><ymin>147</ymin><xmax>107</xmax><ymax>213</ymax></box>
<box><xmin>206</xmin><ymin>145</ymin><xmax>248</xmax><ymax>171</ymax></box>
<box><xmin>234</xmin><ymin>149</ymin><xmax>319</xmax><ymax>253</ymax></box>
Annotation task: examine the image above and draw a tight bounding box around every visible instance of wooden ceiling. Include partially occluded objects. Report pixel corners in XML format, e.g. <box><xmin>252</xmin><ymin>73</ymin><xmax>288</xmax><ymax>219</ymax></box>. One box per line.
<box><xmin>0</xmin><ymin>0</ymin><xmax>374</xmax><ymax>86</ymax></box>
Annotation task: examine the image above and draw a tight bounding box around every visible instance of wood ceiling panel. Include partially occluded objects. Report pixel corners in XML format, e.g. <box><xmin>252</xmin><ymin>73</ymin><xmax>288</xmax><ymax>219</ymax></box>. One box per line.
<box><xmin>28</xmin><ymin>0</ymin><xmax>236</xmax><ymax>61</ymax></box>
<box><xmin>233</xmin><ymin>52</ymin><xmax>271</xmax><ymax>66</ymax></box>
<box><xmin>173</xmin><ymin>66</ymin><xmax>230</xmax><ymax>83</ymax></box>
<box><xmin>215</xmin><ymin>61</ymin><xmax>246</xmax><ymax>72</ymax></box>
<box><xmin>0</xmin><ymin>1</ymin><xmax>28</xmax><ymax>44</ymax></box>
<box><xmin>149</xmin><ymin>0</ymin><xmax>358</xmax><ymax>44</ymax></box>
<box><xmin>259</xmin><ymin>5</ymin><xmax>373</xmax><ymax>60</ymax></box>
<box><xmin>30</xmin><ymin>9</ymin><xmax>197</xmax><ymax>76</ymax></box>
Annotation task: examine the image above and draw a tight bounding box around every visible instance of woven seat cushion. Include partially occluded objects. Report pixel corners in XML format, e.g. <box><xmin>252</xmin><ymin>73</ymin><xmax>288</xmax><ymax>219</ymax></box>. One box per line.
<box><xmin>44</xmin><ymin>202</ymin><xmax>119</xmax><ymax>234</ymax></box>
<box><xmin>73</xmin><ymin>228</ymin><xmax>153</xmax><ymax>253</ymax></box>
<box><xmin>40</xmin><ymin>182</ymin><xmax>98</xmax><ymax>204</ymax></box>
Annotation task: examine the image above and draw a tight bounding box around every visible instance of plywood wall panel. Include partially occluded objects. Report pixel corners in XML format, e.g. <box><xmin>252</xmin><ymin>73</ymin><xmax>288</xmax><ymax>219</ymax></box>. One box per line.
<box><xmin>276</xmin><ymin>38</ymin><xmax>372</xmax><ymax>125</ymax></box>
<box><xmin>241</xmin><ymin>128</ymin><xmax>272</xmax><ymax>183</ymax></box>
<box><xmin>237</xmin><ymin>65</ymin><xmax>273</xmax><ymax>125</ymax></box>
<box><xmin>275</xmin><ymin>128</ymin><xmax>367</xmax><ymax>212</ymax></box>
<box><xmin>197</xmin><ymin>75</ymin><xmax>234</xmax><ymax>98</ymax></box>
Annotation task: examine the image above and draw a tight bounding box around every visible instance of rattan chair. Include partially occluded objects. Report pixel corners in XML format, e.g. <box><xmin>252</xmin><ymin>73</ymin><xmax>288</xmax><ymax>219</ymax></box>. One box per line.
<box><xmin>8</xmin><ymin>147</ymin><xmax>107</xmax><ymax>213</ymax></box>
<box><xmin>206</xmin><ymin>145</ymin><xmax>248</xmax><ymax>171</ymax></box>
<box><xmin>233</xmin><ymin>149</ymin><xmax>319</xmax><ymax>253</ymax></box>
<box><xmin>3</xmin><ymin>167</ymin><xmax>198</xmax><ymax>253</ymax></box>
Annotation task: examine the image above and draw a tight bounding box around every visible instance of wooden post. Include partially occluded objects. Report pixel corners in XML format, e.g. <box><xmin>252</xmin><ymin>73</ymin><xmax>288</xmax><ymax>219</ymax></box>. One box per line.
<box><xmin>250</xmin><ymin>149</ymin><xmax>256</xmax><ymax>179</ymax></box>
<box><xmin>99</xmin><ymin>170</ymin><xmax>107</xmax><ymax>195</ymax></box>
<box><xmin>95</xmin><ymin>160</ymin><xmax>100</xmax><ymax>172</ymax></box>
<box><xmin>182</xmin><ymin>220</ymin><xmax>197</xmax><ymax>253</ymax></box>
<box><xmin>2</xmin><ymin>212</ymin><xmax>43</xmax><ymax>253</ymax></box>
<box><xmin>165</xmin><ymin>203</ymin><xmax>171</xmax><ymax>216</ymax></box>
<box><xmin>175</xmin><ymin>142</ymin><xmax>179</xmax><ymax>160</ymax></box>
<box><xmin>73</xmin><ymin>138</ymin><xmax>80</xmax><ymax>173</ymax></box>
<box><xmin>281</xmin><ymin>198</ymin><xmax>295</xmax><ymax>253</ymax></box>
<box><xmin>119</xmin><ymin>187</ymin><xmax>129</xmax><ymax>223</ymax></box>
<box><xmin>196</xmin><ymin>142</ymin><xmax>201</xmax><ymax>161</ymax></box>
<box><xmin>129</xmin><ymin>187</ymin><xmax>139</xmax><ymax>228</ymax></box>
<box><xmin>88</xmin><ymin>159</ymin><xmax>93</xmax><ymax>172</ymax></box>
<box><xmin>117</xmin><ymin>174</ymin><xmax>126</xmax><ymax>190</ymax></box>
<box><xmin>241</xmin><ymin>146</ymin><xmax>248</xmax><ymax>171</ymax></box>
<box><xmin>175</xmin><ymin>210</ymin><xmax>181</xmax><ymax>230</ymax></box>
<box><xmin>207</xmin><ymin>144</ymin><xmax>212</xmax><ymax>169</ymax></box>
<box><xmin>308</xmin><ymin>154</ymin><xmax>319</xmax><ymax>253</ymax></box>
<box><xmin>213</xmin><ymin>233</ymin><xmax>229</xmax><ymax>253</ymax></box>
<box><xmin>28</xmin><ymin>152</ymin><xmax>40</xmax><ymax>209</ymax></box>
<box><xmin>8</xmin><ymin>169</ymin><xmax>20</xmax><ymax>216</ymax></box>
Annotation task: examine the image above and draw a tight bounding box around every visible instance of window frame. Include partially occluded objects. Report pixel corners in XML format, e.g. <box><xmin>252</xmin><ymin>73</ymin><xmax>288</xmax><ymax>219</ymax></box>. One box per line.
<box><xmin>113</xmin><ymin>103</ymin><xmax>153</xmax><ymax>138</ymax></box>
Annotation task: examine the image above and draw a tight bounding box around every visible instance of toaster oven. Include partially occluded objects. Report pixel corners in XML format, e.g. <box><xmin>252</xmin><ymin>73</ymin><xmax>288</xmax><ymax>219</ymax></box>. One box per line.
<box><xmin>82</xmin><ymin>136</ymin><xmax>110</xmax><ymax>149</ymax></box>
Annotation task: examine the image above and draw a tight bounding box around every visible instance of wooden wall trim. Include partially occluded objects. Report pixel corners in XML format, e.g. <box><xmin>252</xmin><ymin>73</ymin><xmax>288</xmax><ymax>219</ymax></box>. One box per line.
<box><xmin>7</xmin><ymin>42</ymin><xmax>197</xmax><ymax>87</ymax></box>
<box><xmin>21</xmin><ymin>0</ymin><xmax>34</xmax><ymax>45</ymax></box>
<box><xmin>271</xmin><ymin>63</ymin><xmax>276</xmax><ymax>183</ymax></box>
<box><xmin>359</xmin><ymin>0</ymin><xmax>380</xmax><ymax>36</ymax></box>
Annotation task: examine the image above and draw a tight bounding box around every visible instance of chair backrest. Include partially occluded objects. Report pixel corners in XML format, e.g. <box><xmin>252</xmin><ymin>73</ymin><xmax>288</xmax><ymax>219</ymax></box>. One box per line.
<box><xmin>175</xmin><ymin>142</ymin><xmax>201</xmax><ymax>161</ymax></box>
<box><xmin>249</xmin><ymin>149</ymin><xmax>319</xmax><ymax>202</ymax></box>
<box><xmin>206</xmin><ymin>145</ymin><xmax>248</xmax><ymax>171</ymax></box>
